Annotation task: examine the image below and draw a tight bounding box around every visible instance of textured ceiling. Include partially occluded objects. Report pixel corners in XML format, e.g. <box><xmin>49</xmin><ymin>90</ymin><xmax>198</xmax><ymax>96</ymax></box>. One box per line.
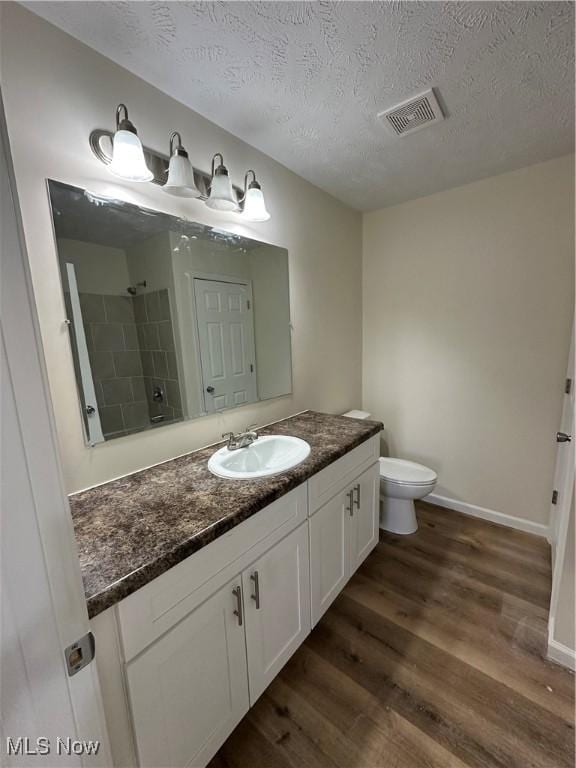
<box><xmin>25</xmin><ymin>1</ymin><xmax>575</xmax><ymax>211</ymax></box>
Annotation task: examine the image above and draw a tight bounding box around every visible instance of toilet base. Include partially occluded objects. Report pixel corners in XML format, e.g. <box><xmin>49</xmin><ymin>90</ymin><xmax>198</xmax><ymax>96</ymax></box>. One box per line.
<box><xmin>379</xmin><ymin>497</ymin><xmax>418</xmax><ymax>535</ymax></box>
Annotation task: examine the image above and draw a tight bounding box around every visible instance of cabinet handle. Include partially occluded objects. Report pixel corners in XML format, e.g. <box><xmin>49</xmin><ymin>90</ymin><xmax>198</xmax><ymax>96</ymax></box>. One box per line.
<box><xmin>250</xmin><ymin>571</ymin><xmax>261</xmax><ymax>609</ymax></box>
<box><xmin>232</xmin><ymin>585</ymin><xmax>243</xmax><ymax>626</ymax></box>
<box><xmin>347</xmin><ymin>489</ymin><xmax>354</xmax><ymax>516</ymax></box>
<box><xmin>354</xmin><ymin>483</ymin><xmax>361</xmax><ymax>510</ymax></box>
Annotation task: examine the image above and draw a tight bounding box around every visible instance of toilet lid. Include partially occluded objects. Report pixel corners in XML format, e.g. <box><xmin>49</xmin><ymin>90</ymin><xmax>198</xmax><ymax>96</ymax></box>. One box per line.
<box><xmin>379</xmin><ymin>457</ymin><xmax>437</xmax><ymax>485</ymax></box>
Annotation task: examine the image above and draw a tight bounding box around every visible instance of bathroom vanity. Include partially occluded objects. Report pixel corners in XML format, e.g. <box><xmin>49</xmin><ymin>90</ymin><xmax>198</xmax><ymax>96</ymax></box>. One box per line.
<box><xmin>70</xmin><ymin>411</ymin><xmax>382</xmax><ymax>768</ymax></box>
<box><xmin>43</xmin><ymin>179</ymin><xmax>384</xmax><ymax>767</ymax></box>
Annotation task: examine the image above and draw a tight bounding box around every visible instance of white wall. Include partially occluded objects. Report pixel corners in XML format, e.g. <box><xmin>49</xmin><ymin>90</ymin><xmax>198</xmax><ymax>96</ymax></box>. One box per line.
<box><xmin>363</xmin><ymin>156</ymin><xmax>574</xmax><ymax>527</ymax></box>
<box><xmin>57</xmin><ymin>239</ymin><xmax>130</xmax><ymax>296</ymax></box>
<box><xmin>126</xmin><ymin>231</ymin><xmax>173</xmax><ymax>296</ymax></box>
<box><xmin>172</xmin><ymin>236</ymin><xmax>253</xmax><ymax>281</ymax></box>
<box><xmin>249</xmin><ymin>245</ymin><xmax>292</xmax><ymax>401</ymax></box>
<box><xmin>1</xmin><ymin>4</ymin><xmax>362</xmax><ymax>493</ymax></box>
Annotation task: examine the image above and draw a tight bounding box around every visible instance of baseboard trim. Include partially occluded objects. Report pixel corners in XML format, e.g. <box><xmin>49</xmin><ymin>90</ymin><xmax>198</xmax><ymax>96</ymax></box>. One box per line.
<box><xmin>547</xmin><ymin>638</ymin><xmax>576</xmax><ymax>672</ymax></box>
<box><xmin>426</xmin><ymin>493</ymin><xmax>550</xmax><ymax>539</ymax></box>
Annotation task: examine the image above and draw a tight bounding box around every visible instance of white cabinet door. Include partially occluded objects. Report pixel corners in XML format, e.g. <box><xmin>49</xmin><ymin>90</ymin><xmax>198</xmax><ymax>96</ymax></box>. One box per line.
<box><xmin>126</xmin><ymin>576</ymin><xmax>249</xmax><ymax>768</ymax></box>
<box><xmin>243</xmin><ymin>523</ymin><xmax>311</xmax><ymax>703</ymax></box>
<box><xmin>349</xmin><ymin>462</ymin><xmax>380</xmax><ymax>573</ymax></box>
<box><xmin>310</xmin><ymin>462</ymin><xmax>380</xmax><ymax>626</ymax></box>
<box><xmin>309</xmin><ymin>487</ymin><xmax>351</xmax><ymax>626</ymax></box>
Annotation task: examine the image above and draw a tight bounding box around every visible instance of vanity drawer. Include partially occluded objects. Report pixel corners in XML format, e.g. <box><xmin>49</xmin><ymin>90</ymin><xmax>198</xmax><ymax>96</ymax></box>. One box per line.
<box><xmin>308</xmin><ymin>435</ymin><xmax>379</xmax><ymax>515</ymax></box>
<box><xmin>117</xmin><ymin>483</ymin><xmax>307</xmax><ymax>661</ymax></box>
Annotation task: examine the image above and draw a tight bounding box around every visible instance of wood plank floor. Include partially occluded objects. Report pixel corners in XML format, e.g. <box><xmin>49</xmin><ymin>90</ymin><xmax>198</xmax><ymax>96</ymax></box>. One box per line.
<box><xmin>210</xmin><ymin>502</ymin><xmax>575</xmax><ymax>768</ymax></box>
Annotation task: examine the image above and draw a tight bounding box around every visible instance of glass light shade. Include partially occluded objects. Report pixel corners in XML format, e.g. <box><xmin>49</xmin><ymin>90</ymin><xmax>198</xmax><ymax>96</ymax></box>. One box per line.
<box><xmin>163</xmin><ymin>154</ymin><xmax>201</xmax><ymax>197</ymax></box>
<box><xmin>243</xmin><ymin>186</ymin><xmax>270</xmax><ymax>222</ymax></box>
<box><xmin>109</xmin><ymin>129</ymin><xmax>153</xmax><ymax>182</ymax></box>
<box><xmin>206</xmin><ymin>172</ymin><xmax>238</xmax><ymax>211</ymax></box>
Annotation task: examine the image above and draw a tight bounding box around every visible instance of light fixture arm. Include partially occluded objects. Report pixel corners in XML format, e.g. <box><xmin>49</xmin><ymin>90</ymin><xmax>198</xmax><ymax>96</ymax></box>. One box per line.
<box><xmin>115</xmin><ymin>103</ymin><xmax>137</xmax><ymax>135</ymax></box>
<box><xmin>116</xmin><ymin>104</ymin><xmax>127</xmax><ymax>127</ymax></box>
<box><xmin>169</xmin><ymin>131</ymin><xmax>188</xmax><ymax>158</ymax></box>
<box><xmin>211</xmin><ymin>152</ymin><xmax>226</xmax><ymax>177</ymax></box>
<box><xmin>240</xmin><ymin>169</ymin><xmax>261</xmax><ymax>203</ymax></box>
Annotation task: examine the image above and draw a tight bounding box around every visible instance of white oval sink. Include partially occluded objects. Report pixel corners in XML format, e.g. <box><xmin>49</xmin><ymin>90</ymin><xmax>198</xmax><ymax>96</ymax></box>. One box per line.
<box><xmin>208</xmin><ymin>435</ymin><xmax>311</xmax><ymax>480</ymax></box>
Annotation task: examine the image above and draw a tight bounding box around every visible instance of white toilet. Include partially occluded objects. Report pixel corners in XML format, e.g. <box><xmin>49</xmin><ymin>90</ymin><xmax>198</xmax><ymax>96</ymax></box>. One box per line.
<box><xmin>342</xmin><ymin>410</ymin><xmax>437</xmax><ymax>535</ymax></box>
<box><xmin>378</xmin><ymin>457</ymin><xmax>437</xmax><ymax>534</ymax></box>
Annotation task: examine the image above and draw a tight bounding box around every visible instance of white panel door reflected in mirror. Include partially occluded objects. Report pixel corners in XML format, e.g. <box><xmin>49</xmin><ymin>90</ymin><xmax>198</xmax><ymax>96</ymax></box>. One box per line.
<box><xmin>47</xmin><ymin>180</ymin><xmax>292</xmax><ymax>444</ymax></box>
<box><xmin>193</xmin><ymin>278</ymin><xmax>257</xmax><ymax>413</ymax></box>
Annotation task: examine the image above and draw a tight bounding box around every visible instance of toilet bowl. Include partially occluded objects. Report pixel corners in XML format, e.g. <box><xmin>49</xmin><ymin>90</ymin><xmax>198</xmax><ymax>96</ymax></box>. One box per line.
<box><xmin>342</xmin><ymin>410</ymin><xmax>437</xmax><ymax>535</ymax></box>
<box><xmin>378</xmin><ymin>458</ymin><xmax>437</xmax><ymax>534</ymax></box>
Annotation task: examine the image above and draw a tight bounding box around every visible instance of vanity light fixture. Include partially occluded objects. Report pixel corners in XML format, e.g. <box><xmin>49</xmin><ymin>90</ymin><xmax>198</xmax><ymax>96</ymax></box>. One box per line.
<box><xmin>241</xmin><ymin>170</ymin><xmax>271</xmax><ymax>222</ymax></box>
<box><xmin>206</xmin><ymin>153</ymin><xmax>238</xmax><ymax>211</ymax></box>
<box><xmin>108</xmin><ymin>104</ymin><xmax>153</xmax><ymax>182</ymax></box>
<box><xmin>90</xmin><ymin>112</ymin><xmax>272</xmax><ymax>220</ymax></box>
<box><xmin>163</xmin><ymin>132</ymin><xmax>201</xmax><ymax>198</ymax></box>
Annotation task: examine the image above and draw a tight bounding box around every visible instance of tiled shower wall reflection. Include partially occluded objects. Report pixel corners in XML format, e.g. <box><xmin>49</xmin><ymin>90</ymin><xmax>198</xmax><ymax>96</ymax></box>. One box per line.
<box><xmin>133</xmin><ymin>289</ymin><xmax>183</xmax><ymax>425</ymax></box>
<box><xmin>80</xmin><ymin>289</ymin><xmax>182</xmax><ymax>439</ymax></box>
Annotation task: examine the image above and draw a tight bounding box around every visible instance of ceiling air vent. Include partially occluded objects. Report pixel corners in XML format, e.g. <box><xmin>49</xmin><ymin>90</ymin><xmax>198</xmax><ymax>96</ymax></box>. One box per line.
<box><xmin>378</xmin><ymin>88</ymin><xmax>444</xmax><ymax>137</ymax></box>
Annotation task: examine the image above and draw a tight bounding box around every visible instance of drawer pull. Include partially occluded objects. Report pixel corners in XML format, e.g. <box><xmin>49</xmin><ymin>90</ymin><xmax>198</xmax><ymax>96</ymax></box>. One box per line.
<box><xmin>232</xmin><ymin>585</ymin><xmax>243</xmax><ymax>626</ymax></box>
<box><xmin>354</xmin><ymin>483</ymin><xmax>361</xmax><ymax>510</ymax></box>
<box><xmin>250</xmin><ymin>571</ymin><xmax>261</xmax><ymax>609</ymax></box>
<box><xmin>347</xmin><ymin>489</ymin><xmax>354</xmax><ymax>516</ymax></box>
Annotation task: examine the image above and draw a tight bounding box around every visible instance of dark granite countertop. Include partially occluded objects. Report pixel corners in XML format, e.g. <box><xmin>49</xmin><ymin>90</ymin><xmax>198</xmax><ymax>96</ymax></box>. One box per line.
<box><xmin>70</xmin><ymin>410</ymin><xmax>383</xmax><ymax>618</ymax></box>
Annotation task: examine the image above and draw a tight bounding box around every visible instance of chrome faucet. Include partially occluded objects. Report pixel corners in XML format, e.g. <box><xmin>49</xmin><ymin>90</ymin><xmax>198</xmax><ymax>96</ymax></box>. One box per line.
<box><xmin>222</xmin><ymin>425</ymin><xmax>258</xmax><ymax>450</ymax></box>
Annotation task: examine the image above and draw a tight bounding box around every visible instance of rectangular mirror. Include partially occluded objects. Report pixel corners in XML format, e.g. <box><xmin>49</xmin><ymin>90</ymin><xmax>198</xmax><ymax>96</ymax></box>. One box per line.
<box><xmin>48</xmin><ymin>180</ymin><xmax>292</xmax><ymax>444</ymax></box>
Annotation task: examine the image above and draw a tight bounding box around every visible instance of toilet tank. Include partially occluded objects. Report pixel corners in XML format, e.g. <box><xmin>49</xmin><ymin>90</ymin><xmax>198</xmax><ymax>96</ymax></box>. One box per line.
<box><xmin>342</xmin><ymin>410</ymin><xmax>371</xmax><ymax>420</ymax></box>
